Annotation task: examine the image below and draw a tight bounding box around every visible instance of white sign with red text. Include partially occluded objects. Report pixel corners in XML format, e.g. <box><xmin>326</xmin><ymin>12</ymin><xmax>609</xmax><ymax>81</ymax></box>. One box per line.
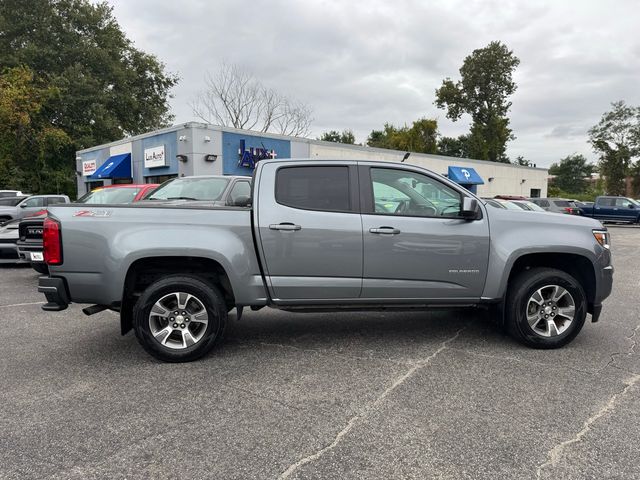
<box><xmin>82</xmin><ymin>160</ymin><xmax>97</xmax><ymax>176</ymax></box>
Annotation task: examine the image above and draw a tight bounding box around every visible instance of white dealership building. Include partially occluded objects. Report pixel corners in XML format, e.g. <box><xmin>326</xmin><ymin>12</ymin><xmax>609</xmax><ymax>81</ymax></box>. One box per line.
<box><xmin>76</xmin><ymin>123</ymin><xmax>548</xmax><ymax>198</ymax></box>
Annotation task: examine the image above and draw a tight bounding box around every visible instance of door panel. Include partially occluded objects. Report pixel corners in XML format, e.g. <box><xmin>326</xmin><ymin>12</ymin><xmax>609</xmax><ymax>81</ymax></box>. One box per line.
<box><xmin>361</xmin><ymin>215</ymin><xmax>489</xmax><ymax>299</ymax></box>
<box><xmin>360</xmin><ymin>166</ymin><xmax>490</xmax><ymax>300</ymax></box>
<box><xmin>256</xmin><ymin>163</ymin><xmax>363</xmax><ymax>301</ymax></box>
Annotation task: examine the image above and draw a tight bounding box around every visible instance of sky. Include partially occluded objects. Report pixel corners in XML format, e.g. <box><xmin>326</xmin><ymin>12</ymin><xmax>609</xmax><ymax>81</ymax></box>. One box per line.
<box><xmin>108</xmin><ymin>0</ymin><xmax>640</xmax><ymax>167</ymax></box>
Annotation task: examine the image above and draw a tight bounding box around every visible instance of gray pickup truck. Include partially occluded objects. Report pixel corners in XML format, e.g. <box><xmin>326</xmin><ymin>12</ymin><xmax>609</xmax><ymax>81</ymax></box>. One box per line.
<box><xmin>38</xmin><ymin>159</ymin><xmax>613</xmax><ymax>362</ymax></box>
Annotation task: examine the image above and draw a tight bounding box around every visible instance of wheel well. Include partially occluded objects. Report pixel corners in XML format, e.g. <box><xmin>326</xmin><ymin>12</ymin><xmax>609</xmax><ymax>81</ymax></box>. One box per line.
<box><xmin>507</xmin><ymin>253</ymin><xmax>596</xmax><ymax>311</ymax></box>
<box><xmin>119</xmin><ymin>256</ymin><xmax>235</xmax><ymax>335</ymax></box>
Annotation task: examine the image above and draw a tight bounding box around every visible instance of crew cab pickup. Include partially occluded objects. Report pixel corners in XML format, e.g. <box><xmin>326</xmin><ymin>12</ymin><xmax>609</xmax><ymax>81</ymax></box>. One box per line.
<box><xmin>578</xmin><ymin>196</ymin><xmax>640</xmax><ymax>224</ymax></box>
<box><xmin>38</xmin><ymin>159</ymin><xmax>614</xmax><ymax>362</ymax></box>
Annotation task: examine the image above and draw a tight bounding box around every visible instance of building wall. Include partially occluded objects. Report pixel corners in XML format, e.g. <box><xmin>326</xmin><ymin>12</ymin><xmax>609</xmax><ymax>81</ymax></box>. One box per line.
<box><xmin>308</xmin><ymin>143</ymin><xmax>548</xmax><ymax>197</ymax></box>
<box><xmin>76</xmin><ymin>123</ymin><xmax>548</xmax><ymax>199</ymax></box>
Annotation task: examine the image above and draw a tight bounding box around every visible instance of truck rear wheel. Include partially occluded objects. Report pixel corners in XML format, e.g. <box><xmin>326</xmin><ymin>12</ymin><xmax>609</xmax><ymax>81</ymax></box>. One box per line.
<box><xmin>506</xmin><ymin>267</ymin><xmax>587</xmax><ymax>349</ymax></box>
<box><xmin>133</xmin><ymin>275</ymin><xmax>227</xmax><ymax>362</ymax></box>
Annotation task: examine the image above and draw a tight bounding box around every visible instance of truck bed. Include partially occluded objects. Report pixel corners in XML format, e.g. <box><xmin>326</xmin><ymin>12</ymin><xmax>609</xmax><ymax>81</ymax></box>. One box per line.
<box><xmin>47</xmin><ymin>204</ymin><xmax>267</xmax><ymax>307</ymax></box>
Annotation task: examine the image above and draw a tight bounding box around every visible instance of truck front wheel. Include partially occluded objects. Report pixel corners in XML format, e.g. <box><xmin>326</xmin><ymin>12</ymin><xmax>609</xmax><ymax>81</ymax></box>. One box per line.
<box><xmin>506</xmin><ymin>267</ymin><xmax>587</xmax><ymax>349</ymax></box>
<box><xmin>133</xmin><ymin>275</ymin><xmax>227</xmax><ymax>362</ymax></box>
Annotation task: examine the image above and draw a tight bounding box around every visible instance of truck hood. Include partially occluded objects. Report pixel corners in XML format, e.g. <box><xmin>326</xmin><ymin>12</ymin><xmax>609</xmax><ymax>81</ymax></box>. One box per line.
<box><xmin>485</xmin><ymin>207</ymin><xmax>604</xmax><ymax>229</ymax></box>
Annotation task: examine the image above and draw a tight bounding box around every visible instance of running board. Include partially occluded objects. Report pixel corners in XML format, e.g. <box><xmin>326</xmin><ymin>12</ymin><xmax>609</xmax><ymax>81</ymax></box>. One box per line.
<box><xmin>82</xmin><ymin>304</ymin><xmax>109</xmax><ymax>316</ymax></box>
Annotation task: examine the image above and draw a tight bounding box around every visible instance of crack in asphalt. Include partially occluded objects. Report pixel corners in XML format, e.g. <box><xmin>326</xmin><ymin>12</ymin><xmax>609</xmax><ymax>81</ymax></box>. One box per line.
<box><xmin>0</xmin><ymin>301</ymin><xmax>44</xmax><ymax>308</ymax></box>
<box><xmin>535</xmin><ymin>373</ymin><xmax>640</xmax><ymax>479</ymax></box>
<box><xmin>277</xmin><ymin>327</ymin><xmax>465</xmax><ymax>480</ymax></box>
<box><xmin>253</xmin><ymin>341</ymin><xmax>416</xmax><ymax>367</ymax></box>
<box><xmin>604</xmin><ymin>323</ymin><xmax>640</xmax><ymax>373</ymax></box>
<box><xmin>449</xmin><ymin>347</ymin><xmax>598</xmax><ymax>376</ymax></box>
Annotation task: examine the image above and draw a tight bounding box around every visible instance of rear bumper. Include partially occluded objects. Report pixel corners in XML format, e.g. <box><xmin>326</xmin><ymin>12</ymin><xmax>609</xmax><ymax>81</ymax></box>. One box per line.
<box><xmin>38</xmin><ymin>276</ymin><xmax>70</xmax><ymax>311</ymax></box>
<box><xmin>16</xmin><ymin>240</ymin><xmax>43</xmax><ymax>263</ymax></box>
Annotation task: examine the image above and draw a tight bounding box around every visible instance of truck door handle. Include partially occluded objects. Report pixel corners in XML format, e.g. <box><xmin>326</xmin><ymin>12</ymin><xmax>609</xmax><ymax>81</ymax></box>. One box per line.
<box><xmin>269</xmin><ymin>223</ymin><xmax>301</xmax><ymax>231</ymax></box>
<box><xmin>369</xmin><ymin>226</ymin><xmax>401</xmax><ymax>235</ymax></box>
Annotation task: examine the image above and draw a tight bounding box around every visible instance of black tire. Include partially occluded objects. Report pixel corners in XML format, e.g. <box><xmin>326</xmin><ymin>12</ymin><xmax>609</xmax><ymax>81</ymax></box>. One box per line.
<box><xmin>31</xmin><ymin>262</ymin><xmax>48</xmax><ymax>275</ymax></box>
<box><xmin>506</xmin><ymin>267</ymin><xmax>587</xmax><ymax>349</ymax></box>
<box><xmin>133</xmin><ymin>275</ymin><xmax>227</xmax><ymax>362</ymax></box>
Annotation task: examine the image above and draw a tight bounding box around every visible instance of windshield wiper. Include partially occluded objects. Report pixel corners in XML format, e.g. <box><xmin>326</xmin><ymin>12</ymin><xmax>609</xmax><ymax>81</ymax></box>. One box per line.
<box><xmin>166</xmin><ymin>196</ymin><xmax>198</xmax><ymax>201</ymax></box>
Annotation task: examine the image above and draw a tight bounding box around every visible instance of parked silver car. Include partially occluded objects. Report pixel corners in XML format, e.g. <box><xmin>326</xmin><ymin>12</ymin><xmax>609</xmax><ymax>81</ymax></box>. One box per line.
<box><xmin>529</xmin><ymin>197</ymin><xmax>580</xmax><ymax>215</ymax></box>
<box><xmin>0</xmin><ymin>218</ymin><xmax>23</xmax><ymax>264</ymax></box>
<box><xmin>0</xmin><ymin>195</ymin><xmax>70</xmax><ymax>222</ymax></box>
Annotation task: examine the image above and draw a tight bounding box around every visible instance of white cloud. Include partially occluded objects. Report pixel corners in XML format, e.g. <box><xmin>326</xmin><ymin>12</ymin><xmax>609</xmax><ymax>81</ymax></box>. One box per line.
<box><xmin>108</xmin><ymin>0</ymin><xmax>640</xmax><ymax>167</ymax></box>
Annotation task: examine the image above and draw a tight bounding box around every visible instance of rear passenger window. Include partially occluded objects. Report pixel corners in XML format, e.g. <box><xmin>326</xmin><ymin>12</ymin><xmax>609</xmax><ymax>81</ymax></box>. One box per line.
<box><xmin>598</xmin><ymin>198</ymin><xmax>615</xmax><ymax>207</ymax></box>
<box><xmin>47</xmin><ymin>197</ymin><xmax>66</xmax><ymax>206</ymax></box>
<box><xmin>276</xmin><ymin>166</ymin><xmax>351</xmax><ymax>212</ymax></box>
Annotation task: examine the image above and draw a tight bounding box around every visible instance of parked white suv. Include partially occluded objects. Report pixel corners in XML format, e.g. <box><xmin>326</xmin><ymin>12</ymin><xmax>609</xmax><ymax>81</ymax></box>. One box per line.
<box><xmin>0</xmin><ymin>190</ymin><xmax>27</xmax><ymax>198</ymax></box>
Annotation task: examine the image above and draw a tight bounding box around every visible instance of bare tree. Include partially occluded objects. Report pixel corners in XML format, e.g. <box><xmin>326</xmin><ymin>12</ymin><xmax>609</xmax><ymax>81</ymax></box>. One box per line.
<box><xmin>191</xmin><ymin>62</ymin><xmax>313</xmax><ymax>137</ymax></box>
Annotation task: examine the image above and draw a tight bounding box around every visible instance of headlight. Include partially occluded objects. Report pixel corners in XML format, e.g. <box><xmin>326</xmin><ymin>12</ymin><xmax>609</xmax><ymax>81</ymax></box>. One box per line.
<box><xmin>592</xmin><ymin>229</ymin><xmax>610</xmax><ymax>249</ymax></box>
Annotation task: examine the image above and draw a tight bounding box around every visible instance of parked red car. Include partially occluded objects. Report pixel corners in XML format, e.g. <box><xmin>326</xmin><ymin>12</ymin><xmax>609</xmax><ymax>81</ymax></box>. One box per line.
<box><xmin>76</xmin><ymin>183</ymin><xmax>159</xmax><ymax>203</ymax></box>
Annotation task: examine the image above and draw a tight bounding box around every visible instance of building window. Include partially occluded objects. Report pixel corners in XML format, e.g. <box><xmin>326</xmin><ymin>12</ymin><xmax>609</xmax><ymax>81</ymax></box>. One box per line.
<box><xmin>85</xmin><ymin>181</ymin><xmax>104</xmax><ymax>191</ymax></box>
<box><xmin>530</xmin><ymin>188</ymin><xmax>541</xmax><ymax>198</ymax></box>
<box><xmin>112</xmin><ymin>178</ymin><xmax>133</xmax><ymax>185</ymax></box>
<box><xmin>146</xmin><ymin>174</ymin><xmax>178</xmax><ymax>184</ymax></box>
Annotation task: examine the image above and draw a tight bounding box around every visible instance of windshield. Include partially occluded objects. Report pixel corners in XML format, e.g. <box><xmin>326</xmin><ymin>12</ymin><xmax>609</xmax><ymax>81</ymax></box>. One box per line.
<box><xmin>498</xmin><ymin>200</ymin><xmax>524</xmax><ymax>210</ymax></box>
<box><xmin>147</xmin><ymin>177</ymin><xmax>230</xmax><ymax>201</ymax></box>
<box><xmin>77</xmin><ymin>187</ymin><xmax>141</xmax><ymax>204</ymax></box>
<box><xmin>523</xmin><ymin>201</ymin><xmax>546</xmax><ymax>212</ymax></box>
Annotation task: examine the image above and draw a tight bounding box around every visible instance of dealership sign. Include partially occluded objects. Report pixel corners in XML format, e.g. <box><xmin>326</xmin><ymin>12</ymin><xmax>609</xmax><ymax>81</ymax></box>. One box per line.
<box><xmin>82</xmin><ymin>160</ymin><xmax>97</xmax><ymax>176</ymax></box>
<box><xmin>144</xmin><ymin>145</ymin><xmax>167</xmax><ymax>168</ymax></box>
<box><xmin>237</xmin><ymin>139</ymin><xmax>277</xmax><ymax>169</ymax></box>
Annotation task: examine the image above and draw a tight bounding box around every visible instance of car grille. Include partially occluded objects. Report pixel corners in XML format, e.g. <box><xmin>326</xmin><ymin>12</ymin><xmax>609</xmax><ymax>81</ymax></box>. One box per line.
<box><xmin>19</xmin><ymin>221</ymin><xmax>44</xmax><ymax>241</ymax></box>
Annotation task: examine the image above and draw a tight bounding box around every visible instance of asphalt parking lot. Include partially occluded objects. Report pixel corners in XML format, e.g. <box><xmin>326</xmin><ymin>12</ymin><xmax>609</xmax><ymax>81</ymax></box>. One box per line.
<box><xmin>1</xmin><ymin>227</ymin><xmax>639</xmax><ymax>480</ymax></box>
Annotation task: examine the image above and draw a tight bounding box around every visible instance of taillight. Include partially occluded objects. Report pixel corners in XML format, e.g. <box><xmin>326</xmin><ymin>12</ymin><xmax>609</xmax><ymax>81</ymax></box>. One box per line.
<box><xmin>43</xmin><ymin>217</ymin><xmax>62</xmax><ymax>265</ymax></box>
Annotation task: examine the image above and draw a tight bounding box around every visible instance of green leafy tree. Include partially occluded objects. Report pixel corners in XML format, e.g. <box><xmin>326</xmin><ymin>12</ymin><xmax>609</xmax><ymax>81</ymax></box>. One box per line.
<box><xmin>319</xmin><ymin>129</ymin><xmax>355</xmax><ymax>144</ymax></box>
<box><xmin>548</xmin><ymin>154</ymin><xmax>594</xmax><ymax>194</ymax></box>
<box><xmin>435</xmin><ymin>41</ymin><xmax>520</xmax><ymax>163</ymax></box>
<box><xmin>0</xmin><ymin>0</ymin><xmax>178</xmax><ymax>148</ymax></box>
<box><xmin>0</xmin><ymin>0</ymin><xmax>178</xmax><ymax>195</ymax></box>
<box><xmin>437</xmin><ymin>135</ymin><xmax>470</xmax><ymax>158</ymax></box>
<box><xmin>588</xmin><ymin>101</ymin><xmax>640</xmax><ymax>195</ymax></box>
<box><xmin>367</xmin><ymin>118</ymin><xmax>438</xmax><ymax>154</ymax></box>
<box><xmin>515</xmin><ymin>155</ymin><xmax>530</xmax><ymax>166</ymax></box>
<box><xmin>0</xmin><ymin>66</ymin><xmax>74</xmax><ymax>194</ymax></box>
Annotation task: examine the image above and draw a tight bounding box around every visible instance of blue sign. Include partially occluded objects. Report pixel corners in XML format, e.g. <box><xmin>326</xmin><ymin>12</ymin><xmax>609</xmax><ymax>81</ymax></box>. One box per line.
<box><xmin>222</xmin><ymin>132</ymin><xmax>291</xmax><ymax>175</ymax></box>
<box><xmin>447</xmin><ymin>166</ymin><xmax>484</xmax><ymax>185</ymax></box>
<box><xmin>237</xmin><ymin>139</ymin><xmax>278</xmax><ymax>169</ymax></box>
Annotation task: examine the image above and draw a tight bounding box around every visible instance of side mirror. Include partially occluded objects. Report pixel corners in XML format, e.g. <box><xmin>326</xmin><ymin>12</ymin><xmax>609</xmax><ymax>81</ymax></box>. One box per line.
<box><xmin>461</xmin><ymin>197</ymin><xmax>479</xmax><ymax>219</ymax></box>
<box><xmin>231</xmin><ymin>195</ymin><xmax>251</xmax><ymax>207</ymax></box>
<box><xmin>629</xmin><ymin>204</ymin><xmax>635</xmax><ymax>209</ymax></box>
<box><xmin>19</xmin><ymin>204</ymin><xmax>27</xmax><ymax>208</ymax></box>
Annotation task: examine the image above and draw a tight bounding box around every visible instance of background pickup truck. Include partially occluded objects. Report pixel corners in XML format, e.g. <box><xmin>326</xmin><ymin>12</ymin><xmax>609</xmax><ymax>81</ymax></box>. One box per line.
<box><xmin>39</xmin><ymin>159</ymin><xmax>614</xmax><ymax>362</ymax></box>
<box><xmin>578</xmin><ymin>196</ymin><xmax>640</xmax><ymax>224</ymax></box>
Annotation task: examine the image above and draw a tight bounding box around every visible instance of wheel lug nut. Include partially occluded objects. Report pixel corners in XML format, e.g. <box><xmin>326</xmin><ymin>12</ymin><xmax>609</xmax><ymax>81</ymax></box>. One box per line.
<box><xmin>174</xmin><ymin>311</ymin><xmax>178</xmax><ymax>314</ymax></box>
<box><xmin>185</xmin><ymin>318</ymin><xmax>190</xmax><ymax>323</ymax></box>
<box><xmin>180</xmin><ymin>323</ymin><xmax>185</xmax><ymax>328</ymax></box>
<box><xmin>544</xmin><ymin>314</ymin><xmax>548</xmax><ymax>318</ymax></box>
<box><xmin>182</xmin><ymin>311</ymin><xmax>186</xmax><ymax>315</ymax></box>
<box><xmin>170</xmin><ymin>317</ymin><xmax>174</xmax><ymax>321</ymax></box>
<box><xmin>173</xmin><ymin>323</ymin><xmax>178</xmax><ymax>328</ymax></box>
<box><xmin>552</xmin><ymin>306</ymin><xmax>556</xmax><ymax>310</ymax></box>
